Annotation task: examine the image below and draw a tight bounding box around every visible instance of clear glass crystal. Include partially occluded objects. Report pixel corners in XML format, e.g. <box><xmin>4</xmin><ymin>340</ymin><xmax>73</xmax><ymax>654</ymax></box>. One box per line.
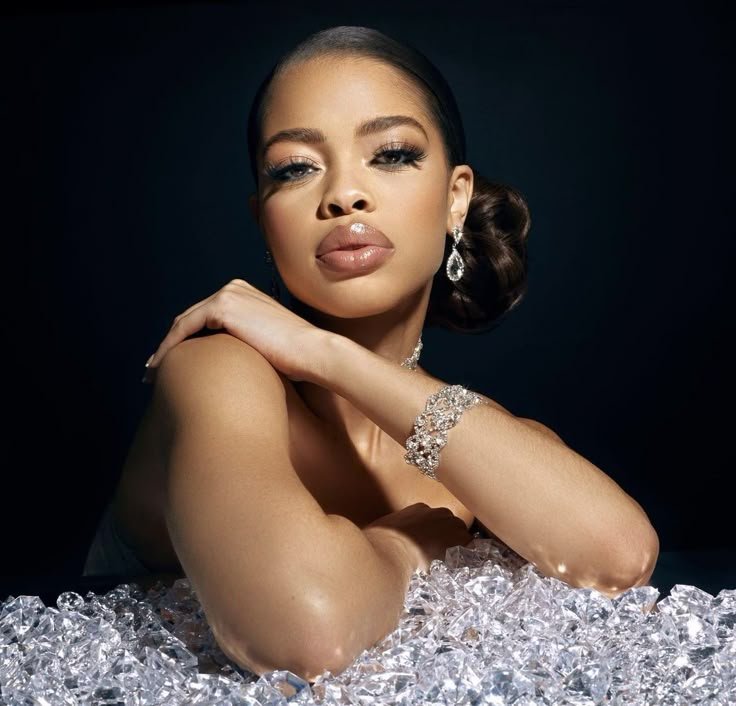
<box><xmin>1</xmin><ymin>539</ymin><xmax>734</xmax><ymax>704</ymax></box>
<box><xmin>446</xmin><ymin>248</ymin><xmax>464</xmax><ymax>281</ymax></box>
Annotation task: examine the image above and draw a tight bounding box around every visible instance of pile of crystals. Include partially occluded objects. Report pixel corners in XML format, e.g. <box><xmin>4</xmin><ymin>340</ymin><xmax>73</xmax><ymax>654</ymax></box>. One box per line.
<box><xmin>1</xmin><ymin>535</ymin><xmax>735</xmax><ymax>705</ymax></box>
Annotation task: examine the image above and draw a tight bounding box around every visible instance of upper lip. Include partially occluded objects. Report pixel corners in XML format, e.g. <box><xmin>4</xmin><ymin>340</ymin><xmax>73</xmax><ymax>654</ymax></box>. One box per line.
<box><xmin>316</xmin><ymin>222</ymin><xmax>394</xmax><ymax>257</ymax></box>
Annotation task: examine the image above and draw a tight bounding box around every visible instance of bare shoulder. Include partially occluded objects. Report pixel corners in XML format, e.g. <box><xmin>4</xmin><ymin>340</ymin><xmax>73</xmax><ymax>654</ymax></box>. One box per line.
<box><xmin>154</xmin><ymin>333</ymin><xmax>287</xmax><ymax>421</ymax></box>
<box><xmin>158</xmin><ymin>331</ymin><xmax>278</xmax><ymax>376</ymax></box>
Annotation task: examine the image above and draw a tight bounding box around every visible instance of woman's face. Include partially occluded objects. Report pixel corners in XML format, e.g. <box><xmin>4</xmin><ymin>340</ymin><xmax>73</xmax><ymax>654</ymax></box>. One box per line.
<box><xmin>252</xmin><ymin>55</ymin><xmax>472</xmax><ymax>319</ymax></box>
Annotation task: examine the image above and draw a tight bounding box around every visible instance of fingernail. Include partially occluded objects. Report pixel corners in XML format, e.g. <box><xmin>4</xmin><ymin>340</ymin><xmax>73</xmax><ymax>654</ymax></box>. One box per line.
<box><xmin>145</xmin><ymin>354</ymin><xmax>155</xmax><ymax>368</ymax></box>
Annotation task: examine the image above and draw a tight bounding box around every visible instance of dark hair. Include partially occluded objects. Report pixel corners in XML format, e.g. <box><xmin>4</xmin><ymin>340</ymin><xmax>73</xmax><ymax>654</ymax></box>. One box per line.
<box><xmin>246</xmin><ymin>26</ymin><xmax>531</xmax><ymax>334</ymax></box>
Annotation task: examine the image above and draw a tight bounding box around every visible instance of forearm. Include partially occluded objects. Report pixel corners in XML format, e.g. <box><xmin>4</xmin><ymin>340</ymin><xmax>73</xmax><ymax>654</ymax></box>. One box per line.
<box><xmin>310</xmin><ymin>333</ymin><xmax>658</xmax><ymax>595</ymax></box>
<box><xmin>206</xmin><ymin>512</ymin><xmax>414</xmax><ymax>681</ymax></box>
<box><xmin>316</xmin><ymin>515</ymin><xmax>415</xmax><ymax>674</ymax></box>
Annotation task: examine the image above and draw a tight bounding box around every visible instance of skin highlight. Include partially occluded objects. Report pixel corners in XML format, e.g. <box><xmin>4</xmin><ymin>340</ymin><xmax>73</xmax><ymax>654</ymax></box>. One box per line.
<box><xmin>127</xmin><ymin>43</ymin><xmax>659</xmax><ymax>681</ymax></box>
<box><xmin>248</xmin><ymin>55</ymin><xmax>473</xmax><ymax>451</ymax></box>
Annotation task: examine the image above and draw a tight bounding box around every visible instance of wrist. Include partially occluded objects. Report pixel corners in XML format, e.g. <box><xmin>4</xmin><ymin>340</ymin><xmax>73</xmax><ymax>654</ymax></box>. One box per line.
<box><xmin>304</xmin><ymin>331</ymin><xmax>356</xmax><ymax>388</ymax></box>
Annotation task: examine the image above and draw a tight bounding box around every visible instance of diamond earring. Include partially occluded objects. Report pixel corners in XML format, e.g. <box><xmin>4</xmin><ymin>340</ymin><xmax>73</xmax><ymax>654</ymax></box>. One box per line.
<box><xmin>264</xmin><ymin>249</ymin><xmax>281</xmax><ymax>301</ymax></box>
<box><xmin>445</xmin><ymin>225</ymin><xmax>465</xmax><ymax>282</ymax></box>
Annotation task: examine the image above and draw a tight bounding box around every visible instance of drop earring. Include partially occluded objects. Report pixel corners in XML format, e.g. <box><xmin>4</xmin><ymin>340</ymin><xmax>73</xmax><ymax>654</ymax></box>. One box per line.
<box><xmin>445</xmin><ymin>224</ymin><xmax>465</xmax><ymax>283</ymax></box>
<box><xmin>264</xmin><ymin>249</ymin><xmax>281</xmax><ymax>301</ymax></box>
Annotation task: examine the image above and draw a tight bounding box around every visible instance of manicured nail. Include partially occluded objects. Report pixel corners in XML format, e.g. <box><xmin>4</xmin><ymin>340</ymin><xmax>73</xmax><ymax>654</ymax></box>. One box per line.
<box><xmin>145</xmin><ymin>354</ymin><xmax>155</xmax><ymax>368</ymax></box>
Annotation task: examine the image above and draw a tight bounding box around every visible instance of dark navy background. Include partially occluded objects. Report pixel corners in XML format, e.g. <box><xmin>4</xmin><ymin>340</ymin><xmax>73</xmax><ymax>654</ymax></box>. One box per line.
<box><xmin>2</xmin><ymin>1</ymin><xmax>734</xmax><ymax>597</ymax></box>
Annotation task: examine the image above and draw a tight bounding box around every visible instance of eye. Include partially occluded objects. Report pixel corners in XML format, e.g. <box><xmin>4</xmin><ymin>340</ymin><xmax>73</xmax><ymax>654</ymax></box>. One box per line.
<box><xmin>264</xmin><ymin>157</ymin><xmax>320</xmax><ymax>183</ymax></box>
<box><xmin>373</xmin><ymin>141</ymin><xmax>428</xmax><ymax>170</ymax></box>
<box><xmin>263</xmin><ymin>141</ymin><xmax>428</xmax><ymax>183</ymax></box>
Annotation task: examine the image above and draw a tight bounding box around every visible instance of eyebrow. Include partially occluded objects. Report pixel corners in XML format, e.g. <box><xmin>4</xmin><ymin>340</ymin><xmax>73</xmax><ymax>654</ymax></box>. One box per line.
<box><xmin>261</xmin><ymin>114</ymin><xmax>429</xmax><ymax>157</ymax></box>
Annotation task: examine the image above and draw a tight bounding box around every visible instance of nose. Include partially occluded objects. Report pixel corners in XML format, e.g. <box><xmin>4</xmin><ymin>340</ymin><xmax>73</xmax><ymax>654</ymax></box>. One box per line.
<box><xmin>318</xmin><ymin>162</ymin><xmax>375</xmax><ymax>218</ymax></box>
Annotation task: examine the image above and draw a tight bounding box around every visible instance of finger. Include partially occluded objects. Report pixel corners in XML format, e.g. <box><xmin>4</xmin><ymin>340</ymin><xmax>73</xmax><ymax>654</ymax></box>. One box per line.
<box><xmin>147</xmin><ymin>280</ymin><xmax>252</xmax><ymax>366</ymax></box>
<box><xmin>142</xmin><ymin>365</ymin><xmax>158</xmax><ymax>385</ymax></box>
<box><xmin>143</xmin><ymin>280</ymin><xmax>253</xmax><ymax>381</ymax></box>
<box><xmin>163</xmin><ymin>295</ymin><xmax>214</xmax><ymax>329</ymax></box>
<box><xmin>147</xmin><ymin>302</ymin><xmax>222</xmax><ymax>370</ymax></box>
<box><xmin>142</xmin><ymin>304</ymin><xmax>212</xmax><ymax>385</ymax></box>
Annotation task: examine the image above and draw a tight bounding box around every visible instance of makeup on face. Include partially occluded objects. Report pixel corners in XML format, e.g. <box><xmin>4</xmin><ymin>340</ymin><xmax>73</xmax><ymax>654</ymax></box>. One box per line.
<box><xmin>261</xmin><ymin>135</ymin><xmax>429</xmax><ymax>187</ymax></box>
<box><xmin>316</xmin><ymin>245</ymin><xmax>394</xmax><ymax>274</ymax></box>
<box><xmin>257</xmin><ymin>58</ymin><xmax>452</xmax><ymax>298</ymax></box>
<box><xmin>315</xmin><ymin>222</ymin><xmax>394</xmax><ymax>274</ymax></box>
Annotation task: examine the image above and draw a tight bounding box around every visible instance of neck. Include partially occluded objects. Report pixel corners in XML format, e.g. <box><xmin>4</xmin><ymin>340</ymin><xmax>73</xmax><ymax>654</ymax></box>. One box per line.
<box><xmin>290</xmin><ymin>281</ymin><xmax>431</xmax><ymax>452</ymax></box>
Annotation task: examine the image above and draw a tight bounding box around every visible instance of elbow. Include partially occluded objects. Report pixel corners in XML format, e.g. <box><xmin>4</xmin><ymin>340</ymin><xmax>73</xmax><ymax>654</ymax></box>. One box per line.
<box><xmin>559</xmin><ymin>523</ymin><xmax>660</xmax><ymax>600</ymax></box>
<box><xmin>267</xmin><ymin>628</ymin><xmax>358</xmax><ymax>684</ymax></box>
<box><xmin>629</xmin><ymin>524</ymin><xmax>660</xmax><ymax>588</ymax></box>
<box><xmin>217</xmin><ymin>638</ymin><xmax>349</xmax><ymax>685</ymax></box>
<box><xmin>599</xmin><ymin>523</ymin><xmax>661</xmax><ymax>598</ymax></box>
<box><xmin>209</xmin><ymin>588</ymin><xmax>357</xmax><ymax>683</ymax></box>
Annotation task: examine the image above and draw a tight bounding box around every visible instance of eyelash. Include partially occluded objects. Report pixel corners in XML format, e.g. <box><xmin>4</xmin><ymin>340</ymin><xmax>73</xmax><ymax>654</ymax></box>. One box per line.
<box><xmin>263</xmin><ymin>141</ymin><xmax>428</xmax><ymax>183</ymax></box>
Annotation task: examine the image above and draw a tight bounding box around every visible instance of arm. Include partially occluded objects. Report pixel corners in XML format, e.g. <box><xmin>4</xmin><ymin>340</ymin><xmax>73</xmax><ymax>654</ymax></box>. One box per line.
<box><xmin>153</xmin><ymin>333</ymin><xmax>419</xmax><ymax>680</ymax></box>
<box><xmin>308</xmin><ymin>333</ymin><xmax>660</xmax><ymax>598</ymax></box>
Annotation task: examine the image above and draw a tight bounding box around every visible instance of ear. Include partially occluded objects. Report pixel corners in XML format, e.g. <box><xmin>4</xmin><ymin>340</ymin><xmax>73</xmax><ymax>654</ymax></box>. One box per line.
<box><xmin>248</xmin><ymin>194</ymin><xmax>260</xmax><ymax>227</ymax></box>
<box><xmin>446</xmin><ymin>165</ymin><xmax>473</xmax><ymax>233</ymax></box>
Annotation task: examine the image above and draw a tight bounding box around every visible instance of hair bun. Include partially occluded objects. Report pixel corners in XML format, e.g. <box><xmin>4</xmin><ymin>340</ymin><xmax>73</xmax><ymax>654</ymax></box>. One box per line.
<box><xmin>425</xmin><ymin>171</ymin><xmax>531</xmax><ymax>333</ymax></box>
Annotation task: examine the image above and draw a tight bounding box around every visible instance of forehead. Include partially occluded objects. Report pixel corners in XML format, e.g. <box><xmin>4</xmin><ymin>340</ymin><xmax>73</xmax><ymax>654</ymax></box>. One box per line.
<box><xmin>262</xmin><ymin>55</ymin><xmax>433</xmax><ymax>138</ymax></box>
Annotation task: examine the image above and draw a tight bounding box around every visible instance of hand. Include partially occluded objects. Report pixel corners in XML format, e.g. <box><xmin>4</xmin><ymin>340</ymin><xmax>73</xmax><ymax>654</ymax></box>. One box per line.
<box><xmin>143</xmin><ymin>278</ymin><xmax>328</xmax><ymax>384</ymax></box>
<box><xmin>363</xmin><ymin>503</ymin><xmax>474</xmax><ymax>573</ymax></box>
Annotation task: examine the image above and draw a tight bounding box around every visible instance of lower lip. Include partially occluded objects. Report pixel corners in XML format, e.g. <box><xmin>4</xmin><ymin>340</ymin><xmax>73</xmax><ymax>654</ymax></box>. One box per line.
<box><xmin>317</xmin><ymin>245</ymin><xmax>394</xmax><ymax>273</ymax></box>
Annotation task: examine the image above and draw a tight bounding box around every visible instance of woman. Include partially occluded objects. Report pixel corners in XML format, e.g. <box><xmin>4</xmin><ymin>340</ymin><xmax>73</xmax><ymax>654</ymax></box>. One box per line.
<box><xmin>83</xmin><ymin>25</ymin><xmax>659</xmax><ymax>681</ymax></box>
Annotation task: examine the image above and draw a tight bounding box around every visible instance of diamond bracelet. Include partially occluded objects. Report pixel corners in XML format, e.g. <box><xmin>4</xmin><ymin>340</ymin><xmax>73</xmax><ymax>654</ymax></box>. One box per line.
<box><xmin>404</xmin><ymin>384</ymin><xmax>487</xmax><ymax>480</ymax></box>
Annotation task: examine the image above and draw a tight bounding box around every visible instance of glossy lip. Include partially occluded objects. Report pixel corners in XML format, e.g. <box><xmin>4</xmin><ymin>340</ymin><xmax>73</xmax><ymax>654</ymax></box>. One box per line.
<box><xmin>316</xmin><ymin>222</ymin><xmax>394</xmax><ymax>257</ymax></box>
<box><xmin>316</xmin><ymin>244</ymin><xmax>394</xmax><ymax>273</ymax></box>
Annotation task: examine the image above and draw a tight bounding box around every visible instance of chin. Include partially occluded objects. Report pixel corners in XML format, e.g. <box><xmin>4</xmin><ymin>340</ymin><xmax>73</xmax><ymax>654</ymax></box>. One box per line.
<box><xmin>291</xmin><ymin>290</ymin><xmax>407</xmax><ymax>321</ymax></box>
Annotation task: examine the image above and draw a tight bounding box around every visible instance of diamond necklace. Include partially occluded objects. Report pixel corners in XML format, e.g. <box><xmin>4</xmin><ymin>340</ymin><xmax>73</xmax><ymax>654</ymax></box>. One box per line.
<box><xmin>400</xmin><ymin>336</ymin><xmax>423</xmax><ymax>370</ymax></box>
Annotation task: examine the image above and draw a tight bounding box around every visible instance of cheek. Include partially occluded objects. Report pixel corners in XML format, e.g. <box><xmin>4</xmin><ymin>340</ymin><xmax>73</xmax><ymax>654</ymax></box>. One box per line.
<box><xmin>393</xmin><ymin>178</ymin><xmax>449</xmax><ymax>260</ymax></box>
<box><xmin>259</xmin><ymin>197</ymin><xmax>319</xmax><ymax>276</ymax></box>
<box><xmin>260</xmin><ymin>200</ymin><xmax>300</xmax><ymax>250</ymax></box>
<box><xmin>393</xmin><ymin>168</ymin><xmax>449</xmax><ymax>224</ymax></box>
<box><xmin>259</xmin><ymin>171</ymin><xmax>449</xmax><ymax>276</ymax></box>
<box><xmin>259</xmin><ymin>196</ymin><xmax>320</xmax><ymax>285</ymax></box>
